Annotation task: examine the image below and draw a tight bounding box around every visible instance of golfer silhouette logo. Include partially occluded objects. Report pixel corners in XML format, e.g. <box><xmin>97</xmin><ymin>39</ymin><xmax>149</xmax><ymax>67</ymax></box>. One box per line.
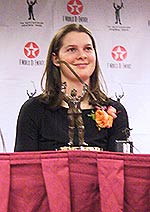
<box><xmin>26</xmin><ymin>0</ymin><xmax>38</xmax><ymax>20</ymax></box>
<box><xmin>113</xmin><ymin>1</ymin><xmax>124</xmax><ymax>25</ymax></box>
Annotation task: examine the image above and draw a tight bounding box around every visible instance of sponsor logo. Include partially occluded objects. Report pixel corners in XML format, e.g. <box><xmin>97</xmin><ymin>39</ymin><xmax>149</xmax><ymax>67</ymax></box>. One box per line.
<box><xmin>24</xmin><ymin>42</ymin><xmax>40</xmax><ymax>59</ymax></box>
<box><xmin>107</xmin><ymin>45</ymin><xmax>131</xmax><ymax>69</ymax></box>
<box><xmin>19</xmin><ymin>42</ymin><xmax>44</xmax><ymax>66</ymax></box>
<box><xmin>63</xmin><ymin>0</ymin><xmax>88</xmax><ymax>24</ymax></box>
<box><xmin>67</xmin><ymin>0</ymin><xmax>83</xmax><ymax>15</ymax></box>
<box><xmin>112</xmin><ymin>45</ymin><xmax>127</xmax><ymax>61</ymax></box>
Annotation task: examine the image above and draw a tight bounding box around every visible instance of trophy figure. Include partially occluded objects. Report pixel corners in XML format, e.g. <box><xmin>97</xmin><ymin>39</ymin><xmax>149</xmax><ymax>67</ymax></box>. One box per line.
<box><xmin>26</xmin><ymin>81</ymin><xmax>37</xmax><ymax>99</ymax></box>
<box><xmin>61</xmin><ymin>82</ymin><xmax>88</xmax><ymax>147</ymax></box>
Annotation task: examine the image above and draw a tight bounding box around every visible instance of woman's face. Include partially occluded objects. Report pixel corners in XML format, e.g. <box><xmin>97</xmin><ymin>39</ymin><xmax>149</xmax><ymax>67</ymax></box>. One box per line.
<box><xmin>53</xmin><ymin>31</ymin><xmax>96</xmax><ymax>83</ymax></box>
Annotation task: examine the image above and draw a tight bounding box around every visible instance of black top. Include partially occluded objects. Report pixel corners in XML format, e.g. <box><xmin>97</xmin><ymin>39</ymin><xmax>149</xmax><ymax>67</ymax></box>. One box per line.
<box><xmin>14</xmin><ymin>97</ymin><xmax>130</xmax><ymax>152</ymax></box>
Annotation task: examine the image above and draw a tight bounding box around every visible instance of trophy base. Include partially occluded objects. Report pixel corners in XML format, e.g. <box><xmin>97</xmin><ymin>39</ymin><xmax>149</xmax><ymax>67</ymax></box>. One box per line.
<box><xmin>59</xmin><ymin>146</ymin><xmax>103</xmax><ymax>152</ymax></box>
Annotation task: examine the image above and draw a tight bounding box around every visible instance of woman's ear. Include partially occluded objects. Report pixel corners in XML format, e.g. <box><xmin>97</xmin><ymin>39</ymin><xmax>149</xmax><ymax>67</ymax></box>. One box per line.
<box><xmin>52</xmin><ymin>52</ymin><xmax>60</xmax><ymax>67</ymax></box>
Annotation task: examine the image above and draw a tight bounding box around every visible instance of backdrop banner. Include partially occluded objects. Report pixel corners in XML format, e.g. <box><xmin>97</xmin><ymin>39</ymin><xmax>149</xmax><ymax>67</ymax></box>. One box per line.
<box><xmin>0</xmin><ymin>0</ymin><xmax>150</xmax><ymax>153</ymax></box>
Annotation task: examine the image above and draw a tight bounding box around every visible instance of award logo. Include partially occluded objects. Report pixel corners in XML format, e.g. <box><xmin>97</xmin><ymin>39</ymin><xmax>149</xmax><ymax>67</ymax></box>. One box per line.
<box><xmin>20</xmin><ymin>0</ymin><xmax>44</xmax><ymax>27</ymax></box>
<box><xmin>107</xmin><ymin>0</ymin><xmax>131</xmax><ymax>32</ymax></box>
<box><xmin>113</xmin><ymin>1</ymin><xmax>124</xmax><ymax>25</ymax></box>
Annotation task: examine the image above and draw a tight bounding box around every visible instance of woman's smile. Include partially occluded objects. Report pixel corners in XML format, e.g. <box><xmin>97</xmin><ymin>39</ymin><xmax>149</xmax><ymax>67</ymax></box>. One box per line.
<box><xmin>74</xmin><ymin>63</ymin><xmax>89</xmax><ymax>69</ymax></box>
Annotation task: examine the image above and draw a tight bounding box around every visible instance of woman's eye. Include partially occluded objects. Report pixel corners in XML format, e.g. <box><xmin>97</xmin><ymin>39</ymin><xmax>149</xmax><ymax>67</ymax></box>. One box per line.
<box><xmin>85</xmin><ymin>46</ymin><xmax>93</xmax><ymax>51</ymax></box>
<box><xmin>67</xmin><ymin>48</ymin><xmax>76</xmax><ymax>52</ymax></box>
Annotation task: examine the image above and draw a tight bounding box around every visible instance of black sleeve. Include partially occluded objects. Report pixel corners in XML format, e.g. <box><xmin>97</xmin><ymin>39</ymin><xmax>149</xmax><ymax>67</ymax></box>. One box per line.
<box><xmin>14</xmin><ymin>98</ymin><xmax>42</xmax><ymax>152</ymax></box>
<box><xmin>107</xmin><ymin>100</ymin><xmax>130</xmax><ymax>152</ymax></box>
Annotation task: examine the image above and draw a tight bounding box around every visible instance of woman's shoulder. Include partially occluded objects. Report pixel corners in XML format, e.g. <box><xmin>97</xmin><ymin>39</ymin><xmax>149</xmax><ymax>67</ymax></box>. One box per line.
<box><xmin>108</xmin><ymin>98</ymin><xmax>126</xmax><ymax>111</ymax></box>
<box><xmin>19</xmin><ymin>95</ymin><xmax>61</xmax><ymax>113</ymax></box>
<box><xmin>19</xmin><ymin>96</ymin><xmax>45</xmax><ymax>114</ymax></box>
<box><xmin>22</xmin><ymin>96</ymin><xmax>41</xmax><ymax>106</ymax></box>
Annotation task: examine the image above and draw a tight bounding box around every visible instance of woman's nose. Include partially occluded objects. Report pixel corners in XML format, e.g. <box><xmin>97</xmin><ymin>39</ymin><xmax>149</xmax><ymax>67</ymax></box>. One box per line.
<box><xmin>77</xmin><ymin>50</ymin><xmax>87</xmax><ymax>59</ymax></box>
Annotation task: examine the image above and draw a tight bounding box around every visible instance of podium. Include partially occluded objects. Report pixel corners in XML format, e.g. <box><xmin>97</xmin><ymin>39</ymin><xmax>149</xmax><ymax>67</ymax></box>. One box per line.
<box><xmin>0</xmin><ymin>150</ymin><xmax>150</xmax><ymax>212</ymax></box>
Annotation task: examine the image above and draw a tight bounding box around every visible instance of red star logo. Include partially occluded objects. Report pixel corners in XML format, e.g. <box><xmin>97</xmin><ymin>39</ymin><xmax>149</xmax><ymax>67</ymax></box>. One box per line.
<box><xmin>24</xmin><ymin>42</ymin><xmax>40</xmax><ymax>59</ymax></box>
<box><xmin>111</xmin><ymin>46</ymin><xmax>127</xmax><ymax>61</ymax></box>
<box><xmin>67</xmin><ymin>0</ymin><xmax>83</xmax><ymax>15</ymax></box>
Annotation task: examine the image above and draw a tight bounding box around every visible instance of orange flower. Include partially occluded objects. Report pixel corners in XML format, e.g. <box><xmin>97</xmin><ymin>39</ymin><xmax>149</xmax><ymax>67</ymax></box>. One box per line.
<box><xmin>95</xmin><ymin>109</ymin><xmax>113</xmax><ymax>129</ymax></box>
<box><xmin>88</xmin><ymin>105</ymin><xmax>117</xmax><ymax>130</ymax></box>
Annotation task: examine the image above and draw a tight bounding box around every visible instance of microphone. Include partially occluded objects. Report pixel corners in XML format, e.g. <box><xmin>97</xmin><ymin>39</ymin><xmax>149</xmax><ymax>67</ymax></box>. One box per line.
<box><xmin>58</xmin><ymin>60</ymin><xmax>100</xmax><ymax>106</ymax></box>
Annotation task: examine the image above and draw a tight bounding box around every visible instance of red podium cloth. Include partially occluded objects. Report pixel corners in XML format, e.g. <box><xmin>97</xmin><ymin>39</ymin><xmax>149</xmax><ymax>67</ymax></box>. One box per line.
<box><xmin>97</xmin><ymin>159</ymin><xmax>124</xmax><ymax>212</ymax></box>
<box><xmin>41</xmin><ymin>156</ymin><xmax>71</xmax><ymax>212</ymax></box>
<box><xmin>124</xmin><ymin>159</ymin><xmax>150</xmax><ymax>212</ymax></box>
<box><xmin>0</xmin><ymin>156</ymin><xmax>10</xmax><ymax>212</ymax></box>
<box><xmin>0</xmin><ymin>151</ymin><xmax>150</xmax><ymax>212</ymax></box>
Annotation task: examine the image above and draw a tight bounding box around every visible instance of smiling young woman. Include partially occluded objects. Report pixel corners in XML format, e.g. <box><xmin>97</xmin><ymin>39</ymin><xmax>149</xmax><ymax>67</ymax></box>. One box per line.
<box><xmin>14</xmin><ymin>23</ymin><xmax>130</xmax><ymax>152</ymax></box>
<box><xmin>52</xmin><ymin>31</ymin><xmax>96</xmax><ymax>90</ymax></box>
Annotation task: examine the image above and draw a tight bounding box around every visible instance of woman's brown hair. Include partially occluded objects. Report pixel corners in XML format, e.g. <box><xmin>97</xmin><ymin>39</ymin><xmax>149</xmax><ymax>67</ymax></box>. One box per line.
<box><xmin>39</xmin><ymin>23</ymin><xmax>108</xmax><ymax>107</ymax></box>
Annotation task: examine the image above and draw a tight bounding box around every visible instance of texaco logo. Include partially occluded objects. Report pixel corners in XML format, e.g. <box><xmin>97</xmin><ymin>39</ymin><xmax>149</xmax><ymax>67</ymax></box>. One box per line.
<box><xmin>111</xmin><ymin>45</ymin><xmax>127</xmax><ymax>61</ymax></box>
<box><xmin>67</xmin><ymin>0</ymin><xmax>83</xmax><ymax>15</ymax></box>
<box><xmin>24</xmin><ymin>42</ymin><xmax>40</xmax><ymax>59</ymax></box>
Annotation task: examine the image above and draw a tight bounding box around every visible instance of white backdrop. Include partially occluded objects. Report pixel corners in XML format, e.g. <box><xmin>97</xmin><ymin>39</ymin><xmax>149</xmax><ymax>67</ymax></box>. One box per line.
<box><xmin>0</xmin><ymin>0</ymin><xmax>150</xmax><ymax>153</ymax></box>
